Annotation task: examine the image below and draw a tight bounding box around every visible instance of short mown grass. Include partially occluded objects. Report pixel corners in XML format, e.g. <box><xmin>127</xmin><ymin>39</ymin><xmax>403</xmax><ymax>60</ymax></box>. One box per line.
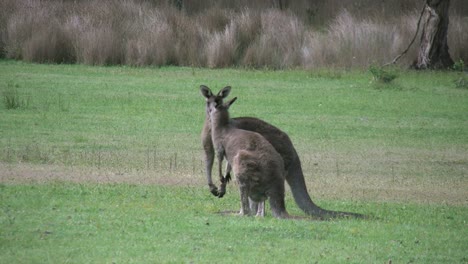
<box><xmin>1</xmin><ymin>183</ymin><xmax>467</xmax><ymax>263</ymax></box>
<box><xmin>0</xmin><ymin>60</ymin><xmax>467</xmax><ymax>262</ymax></box>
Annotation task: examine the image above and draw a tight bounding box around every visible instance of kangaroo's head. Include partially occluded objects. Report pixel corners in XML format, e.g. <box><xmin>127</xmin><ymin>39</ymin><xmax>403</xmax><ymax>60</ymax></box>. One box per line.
<box><xmin>200</xmin><ymin>85</ymin><xmax>237</xmax><ymax>119</ymax></box>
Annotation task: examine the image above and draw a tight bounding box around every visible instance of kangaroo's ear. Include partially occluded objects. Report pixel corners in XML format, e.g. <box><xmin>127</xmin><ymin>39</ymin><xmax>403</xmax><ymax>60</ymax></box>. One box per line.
<box><xmin>225</xmin><ymin>97</ymin><xmax>237</xmax><ymax>108</ymax></box>
<box><xmin>200</xmin><ymin>85</ymin><xmax>213</xmax><ymax>99</ymax></box>
<box><xmin>217</xmin><ymin>86</ymin><xmax>231</xmax><ymax>99</ymax></box>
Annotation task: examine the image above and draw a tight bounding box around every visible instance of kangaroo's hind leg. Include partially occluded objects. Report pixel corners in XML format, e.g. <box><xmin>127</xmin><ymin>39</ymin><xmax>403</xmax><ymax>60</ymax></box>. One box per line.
<box><xmin>268</xmin><ymin>183</ymin><xmax>289</xmax><ymax>219</ymax></box>
<box><xmin>249</xmin><ymin>198</ymin><xmax>265</xmax><ymax>217</ymax></box>
<box><xmin>237</xmin><ymin>181</ymin><xmax>251</xmax><ymax>216</ymax></box>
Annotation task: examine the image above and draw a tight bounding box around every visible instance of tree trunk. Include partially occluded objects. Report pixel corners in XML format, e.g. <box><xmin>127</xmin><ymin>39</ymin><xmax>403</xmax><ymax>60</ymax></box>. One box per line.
<box><xmin>414</xmin><ymin>0</ymin><xmax>453</xmax><ymax>69</ymax></box>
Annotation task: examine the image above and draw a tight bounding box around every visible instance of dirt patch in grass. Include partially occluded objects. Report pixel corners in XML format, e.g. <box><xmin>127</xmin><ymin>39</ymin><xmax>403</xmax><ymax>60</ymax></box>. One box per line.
<box><xmin>0</xmin><ymin>162</ymin><xmax>199</xmax><ymax>186</ymax></box>
<box><xmin>2</xmin><ymin>162</ymin><xmax>466</xmax><ymax>206</ymax></box>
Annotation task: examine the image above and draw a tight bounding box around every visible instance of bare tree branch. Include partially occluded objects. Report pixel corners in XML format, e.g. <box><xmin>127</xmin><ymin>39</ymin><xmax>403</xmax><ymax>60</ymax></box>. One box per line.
<box><xmin>382</xmin><ymin>3</ymin><xmax>426</xmax><ymax>67</ymax></box>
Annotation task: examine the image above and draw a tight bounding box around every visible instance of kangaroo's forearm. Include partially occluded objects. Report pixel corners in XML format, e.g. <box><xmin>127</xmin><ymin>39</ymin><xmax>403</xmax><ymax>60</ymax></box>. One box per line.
<box><xmin>204</xmin><ymin>151</ymin><xmax>214</xmax><ymax>185</ymax></box>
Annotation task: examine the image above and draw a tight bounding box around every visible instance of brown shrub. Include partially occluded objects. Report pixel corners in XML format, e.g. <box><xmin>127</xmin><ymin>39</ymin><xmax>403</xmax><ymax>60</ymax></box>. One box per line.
<box><xmin>204</xmin><ymin>10</ymin><xmax>261</xmax><ymax>68</ymax></box>
<box><xmin>205</xmin><ymin>27</ymin><xmax>236</xmax><ymax>68</ymax></box>
<box><xmin>232</xmin><ymin>10</ymin><xmax>262</xmax><ymax>60</ymax></box>
<box><xmin>448</xmin><ymin>16</ymin><xmax>468</xmax><ymax>63</ymax></box>
<box><xmin>5</xmin><ymin>1</ymin><xmax>75</xmax><ymax>63</ymax></box>
<box><xmin>243</xmin><ymin>10</ymin><xmax>305</xmax><ymax>69</ymax></box>
<box><xmin>125</xmin><ymin>8</ymin><xmax>177</xmax><ymax>66</ymax></box>
<box><xmin>195</xmin><ymin>7</ymin><xmax>232</xmax><ymax>33</ymax></box>
<box><xmin>302</xmin><ymin>10</ymin><xmax>410</xmax><ymax>69</ymax></box>
<box><xmin>168</xmin><ymin>9</ymin><xmax>206</xmax><ymax>66</ymax></box>
<box><xmin>22</xmin><ymin>21</ymin><xmax>75</xmax><ymax>63</ymax></box>
<box><xmin>67</xmin><ymin>0</ymin><xmax>132</xmax><ymax>65</ymax></box>
<box><xmin>0</xmin><ymin>0</ymin><xmax>19</xmax><ymax>58</ymax></box>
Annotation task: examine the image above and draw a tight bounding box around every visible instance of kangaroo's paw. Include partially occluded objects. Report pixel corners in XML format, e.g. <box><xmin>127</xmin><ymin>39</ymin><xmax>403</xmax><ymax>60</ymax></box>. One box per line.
<box><xmin>224</xmin><ymin>172</ymin><xmax>232</xmax><ymax>183</ymax></box>
<box><xmin>209</xmin><ymin>183</ymin><xmax>219</xmax><ymax>197</ymax></box>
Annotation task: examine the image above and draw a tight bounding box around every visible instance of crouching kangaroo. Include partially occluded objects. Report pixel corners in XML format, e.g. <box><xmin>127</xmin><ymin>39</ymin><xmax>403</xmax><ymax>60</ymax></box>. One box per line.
<box><xmin>205</xmin><ymin>88</ymin><xmax>289</xmax><ymax>218</ymax></box>
<box><xmin>200</xmin><ymin>85</ymin><xmax>363</xmax><ymax>219</ymax></box>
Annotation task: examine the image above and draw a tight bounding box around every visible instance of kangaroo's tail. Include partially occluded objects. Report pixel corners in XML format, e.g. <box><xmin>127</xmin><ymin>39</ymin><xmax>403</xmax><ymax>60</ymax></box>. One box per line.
<box><xmin>287</xmin><ymin>157</ymin><xmax>364</xmax><ymax>219</ymax></box>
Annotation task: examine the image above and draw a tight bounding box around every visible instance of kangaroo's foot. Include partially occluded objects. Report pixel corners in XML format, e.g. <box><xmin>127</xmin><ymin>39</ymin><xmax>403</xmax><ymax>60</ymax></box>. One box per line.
<box><xmin>256</xmin><ymin>202</ymin><xmax>265</xmax><ymax>217</ymax></box>
<box><xmin>238</xmin><ymin>208</ymin><xmax>251</xmax><ymax>216</ymax></box>
<box><xmin>208</xmin><ymin>183</ymin><xmax>220</xmax><ymax>197</ymax></box>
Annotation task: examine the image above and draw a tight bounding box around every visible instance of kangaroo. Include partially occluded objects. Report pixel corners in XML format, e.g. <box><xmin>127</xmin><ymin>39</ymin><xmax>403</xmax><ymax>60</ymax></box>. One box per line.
<box><xmin>201</xmin><ymin>86</ymin><xmax>266</xmax><ymax>216</ymax></box>
<box><xmin>200</xmin><ymin>85</ymin><xmax>362</xmax><ymax>219</ymax></box>
<box><xmin>205</xmin><ymin>88</ymin><xmax>289</xmax><ymax>219</ymax></box>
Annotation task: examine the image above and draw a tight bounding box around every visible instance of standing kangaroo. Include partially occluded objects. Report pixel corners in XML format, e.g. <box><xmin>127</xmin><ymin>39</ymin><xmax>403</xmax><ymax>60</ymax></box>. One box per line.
<box><xmin>201</xmin><ymin>85</ymin><xmax>362</xmax><ymax>219</ymax></box>
<box><xmin>205</xmin><ymin>87</ymin><xmax>290</xmax><ymax>218</ymax></box>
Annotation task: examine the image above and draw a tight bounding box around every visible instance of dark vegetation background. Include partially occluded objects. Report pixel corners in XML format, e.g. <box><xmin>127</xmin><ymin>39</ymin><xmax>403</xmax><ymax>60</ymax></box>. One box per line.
<box><xmin>0</xmin><ymin>0</ymin><xmax>467</xmax><ymax>69</ymax></box>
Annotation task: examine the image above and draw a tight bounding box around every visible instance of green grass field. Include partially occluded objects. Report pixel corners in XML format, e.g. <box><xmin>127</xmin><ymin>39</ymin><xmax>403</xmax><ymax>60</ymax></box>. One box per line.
<box><xmin>1</xmin><ymin>184</ymin><xmax>466</xmax><ymax>263</ymax></box>
<box><xmin>0</xmin><ymin>60</ymin><xmax>467</xmax><ymax>263</ymax></box>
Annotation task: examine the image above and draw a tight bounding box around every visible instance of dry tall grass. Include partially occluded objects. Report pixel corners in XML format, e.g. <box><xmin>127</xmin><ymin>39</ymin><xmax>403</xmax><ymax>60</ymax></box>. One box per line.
<box><xmin>243</xmin><ymin>10</ymin><xmax>304</xmax><ymax>69</ymax></box>
<box><xmin>302</xmin><ymin>10</ymin><xmax>420</xmax><ymax>69</ymax></box>
<box><xmin>124</xmin><ymin>7</ymin><xmax>177</xmax><ymax>66</ymax></box>
<box><xmin>0</xmin><ymin>0</ymin><xmax>466</xmax><ymax>69</ymax></box>
<box><xmin>7</xmin><ymin>2</ymin><xmax>71</xmax><ymax>63</ymax></box>
<box><xmin>448</xmin><ymin>16</ymin><xmax>468</xmax><ymax>63</ymax></box>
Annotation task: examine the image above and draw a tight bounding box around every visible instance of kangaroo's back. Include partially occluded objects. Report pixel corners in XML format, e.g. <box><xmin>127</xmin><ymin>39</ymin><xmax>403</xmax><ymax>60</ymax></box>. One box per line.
<box><xmin>231</xmin><ymin>117</ymin><xmax>297</xmax><ymax>170</ymax></box>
